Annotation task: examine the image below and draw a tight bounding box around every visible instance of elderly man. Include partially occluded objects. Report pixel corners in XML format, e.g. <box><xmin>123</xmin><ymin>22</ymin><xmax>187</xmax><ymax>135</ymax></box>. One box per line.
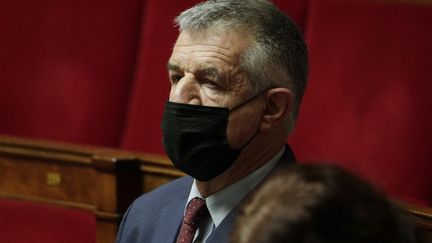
<box><xmin>116</xmin><ymin>0</ymin><xmax>307</xmax><ymax>242</ymax></box>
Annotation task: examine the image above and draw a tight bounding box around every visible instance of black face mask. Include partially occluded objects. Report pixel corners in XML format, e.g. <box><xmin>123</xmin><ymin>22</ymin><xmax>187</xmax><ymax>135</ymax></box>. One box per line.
<box><xmin>161</xmin><ymin>92</ymin><xmax>264</xmax><ymax>181</ymax></box>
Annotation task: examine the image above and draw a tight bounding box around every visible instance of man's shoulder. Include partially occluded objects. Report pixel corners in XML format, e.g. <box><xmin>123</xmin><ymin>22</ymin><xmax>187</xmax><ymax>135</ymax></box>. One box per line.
<box><xmin>116</xmin><ymin>176</ymin><xmax>193</xmax><ymax>243</ymax></box>
<box><xmin>135</xmin><ymin>175</ymin><xmax>193</xmax><ymax>205</ymax></box>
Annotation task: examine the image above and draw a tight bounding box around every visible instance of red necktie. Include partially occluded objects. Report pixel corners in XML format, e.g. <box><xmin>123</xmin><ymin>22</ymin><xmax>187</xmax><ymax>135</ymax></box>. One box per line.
<box><xmin>176</xmin><ymin>197</ymin><xmax>209</xmax><ymax>243</ymax></box>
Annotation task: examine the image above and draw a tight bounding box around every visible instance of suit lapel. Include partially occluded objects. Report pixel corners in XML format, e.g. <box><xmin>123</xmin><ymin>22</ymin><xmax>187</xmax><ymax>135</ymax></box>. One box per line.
<box><xmin>280</xmin><ymin>144</ymin><xmax>296</xmax><ymax>166</ymax></box>
<box><xmin>152</xmin><ymin>180</ymin><xmax>191</xmax><ymax>243</ymax></box>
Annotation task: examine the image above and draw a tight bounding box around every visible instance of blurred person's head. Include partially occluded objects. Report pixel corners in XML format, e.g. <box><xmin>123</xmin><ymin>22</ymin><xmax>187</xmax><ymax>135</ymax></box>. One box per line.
<box><xmin>231</xmin><ymin>164</ymin><xmax>415</xmax><ymax>243</ymax></box>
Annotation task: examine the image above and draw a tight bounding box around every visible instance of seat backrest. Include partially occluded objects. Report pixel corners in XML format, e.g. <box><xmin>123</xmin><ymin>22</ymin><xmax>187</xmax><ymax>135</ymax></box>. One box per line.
<box><xmin>273</xmin><ymin>0</ymin><xmax>309</xmax><ymax>32</ymax></box>
<box><xmin>0</xmin><ymin>0</ymin><xmax>142</xmax><ymax>147</ymax></box>
<box><xmin>120</xmin><ymin>0</ymin><xmax>310</xmax><ymax>154</ymax></box>
<box><xmin>0</xmin><ymin>199</ymin><xmax>96</xmax><ymax>243</ymax></box>
<box><xmin>289</xmin><ymin>0</ymin><xmax>432</xmax><ymax>206</ymax></box>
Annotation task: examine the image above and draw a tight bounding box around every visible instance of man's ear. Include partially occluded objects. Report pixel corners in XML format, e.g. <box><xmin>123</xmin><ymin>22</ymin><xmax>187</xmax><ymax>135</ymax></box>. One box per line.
<box><xmin>259</xmin><ymin>88</ymin><xmax>294</xmax><ymax>132</ymax></box>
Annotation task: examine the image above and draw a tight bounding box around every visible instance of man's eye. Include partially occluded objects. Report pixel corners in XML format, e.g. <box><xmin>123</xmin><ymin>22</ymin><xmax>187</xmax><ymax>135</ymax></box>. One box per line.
<box><xmin>170</xmin><ymin>75</ymin><xmax>183</xmax><ymax>83</ymax></box>
<box><xmin>204</xmin><ymin>80</ymin><xmax>220</xmax><ymax>89</ymax></box>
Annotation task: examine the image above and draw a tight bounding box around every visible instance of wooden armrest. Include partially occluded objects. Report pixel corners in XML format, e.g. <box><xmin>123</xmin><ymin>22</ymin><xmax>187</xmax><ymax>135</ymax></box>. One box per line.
<box><xmin>402</xmin><ymin>201</ymin><xmax>432</xmax><ymax>231</ymax></box>
<box><xmin>394</xmin><ymin>200</ymin><xmax>432</xmax><ymax>242</ymax></box>
<box><xmin>0</xmin><ymin>135</ymin><xmax>142</xmax><ymax>243</ymax></box>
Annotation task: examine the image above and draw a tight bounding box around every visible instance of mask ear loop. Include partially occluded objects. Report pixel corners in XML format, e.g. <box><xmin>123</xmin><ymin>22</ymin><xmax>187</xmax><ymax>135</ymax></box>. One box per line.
<box><xmin>237</xmin><ymin>129</ymin><xmax>260</xmax><ymax>150</ymax></box>
<box><xmin>229</xmin><ymin>88</ymin><xmax>272</xmax><ymax>113</ymax></box>
<box><xmin>230</xmin><ymin>88</ymin><xmax>273</xmax><ymax>150</ymax></box>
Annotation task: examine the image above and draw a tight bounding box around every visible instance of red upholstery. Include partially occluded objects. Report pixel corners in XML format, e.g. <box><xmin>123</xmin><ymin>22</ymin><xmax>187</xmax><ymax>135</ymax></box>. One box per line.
<box><xmin>289</xmin><ymin>0</ymin><xmax>432</xmax><ymax>206</ymax></box>
<box><xmin>273</xmin><ymin>0</ymin><xmax>309</xmax><ymax>32</ymax></box>
<box><xmin>120</xmin><ymin>0</ymin><xmax>310</xmax><ymax>154</ymax></box>
<box><xmin>0</xmin><ymin>199</ymin><xmax>96</xmax><ymax>243</ymax></box>
<box><xmin>0</xmin><ymin>0</ymin><xmax>142</xmax><ymax>147</ymax></box>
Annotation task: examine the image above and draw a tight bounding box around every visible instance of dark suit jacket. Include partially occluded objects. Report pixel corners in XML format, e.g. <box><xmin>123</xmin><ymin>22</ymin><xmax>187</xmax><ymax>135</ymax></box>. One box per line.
<box><xmin>116</xmin><ymin>145</ymin><xmax>295</xmax><ymax>243</ymax></box>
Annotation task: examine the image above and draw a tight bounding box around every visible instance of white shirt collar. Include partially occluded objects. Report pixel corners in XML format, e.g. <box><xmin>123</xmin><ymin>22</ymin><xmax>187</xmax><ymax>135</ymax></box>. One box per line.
<box><xmin>186</xmin><ymin>147</ymin><xmax>284</xmax><ymax>227</ymax></box>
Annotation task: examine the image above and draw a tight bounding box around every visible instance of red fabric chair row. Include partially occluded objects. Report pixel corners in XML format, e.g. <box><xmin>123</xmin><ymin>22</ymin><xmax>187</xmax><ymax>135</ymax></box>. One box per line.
<box><xmin>0</xmin><ymin>199</ymin><xmax>96</xmax><ymax>243</ymax></box>
<box><xmin>0</xmin><ymin>0</ymin><xmax>142</xmax><ymax>147</ymax></box>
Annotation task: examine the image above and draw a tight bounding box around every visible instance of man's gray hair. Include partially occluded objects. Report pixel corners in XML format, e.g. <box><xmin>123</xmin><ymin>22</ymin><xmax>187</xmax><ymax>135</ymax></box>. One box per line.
<box><xmin>175</xmin><ymin>0</ymin><xmax>308</xmax><ymax>130</ymax></box>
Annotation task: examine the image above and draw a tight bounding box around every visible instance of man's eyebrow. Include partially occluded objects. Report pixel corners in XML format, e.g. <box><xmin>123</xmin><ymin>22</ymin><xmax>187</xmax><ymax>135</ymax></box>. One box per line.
<box><xmin>167</xmin><ymin>63</ymin><xmax>181</xmax><ymax>71</ymax></box>
<box><xmin>200</xmin><ymin>67</ymin><xmax>219</xmax><ymax>78</ymax></box>
<box><xmin>167</xmin><ymin>64</ymin><xmax>219</xmax><ymax>76</ymax></box>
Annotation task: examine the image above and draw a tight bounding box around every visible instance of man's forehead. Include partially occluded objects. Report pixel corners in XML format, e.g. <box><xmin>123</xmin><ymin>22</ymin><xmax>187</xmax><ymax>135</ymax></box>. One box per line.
<box><xmin>167</xmin><ymin>62</ymin><xmax>220</xmax><ymax>75</ymax></box>
<box><xmin>170</xmin><ymin>39</ymin><xmax>248</xmax><ymax>72</ymax></box>
<box><xmin>174</xmin><ymin>28</ymin><xmax>250</xmax><ymax>52</ymax></box>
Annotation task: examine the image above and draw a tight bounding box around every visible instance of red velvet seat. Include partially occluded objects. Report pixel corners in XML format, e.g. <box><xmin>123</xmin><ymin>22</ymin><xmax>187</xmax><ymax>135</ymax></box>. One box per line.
<box><xmin>0</xmin><ymin>0</ymin><xmax>142</xmax><ymax>147</ymax></box>
<box><xmin>289</xmin><ymin>0</ymin><xmax>432</xmax><ymax>206</ymax></box>
<box><xmin>0</xmin><ymin>199</ymin><xmax>96</xmax><ymax>243</ymax></box>
<box><xmin>120</xmin><ymin>0</ymin><xmax>310</xmax><ymax>154</ymax></box>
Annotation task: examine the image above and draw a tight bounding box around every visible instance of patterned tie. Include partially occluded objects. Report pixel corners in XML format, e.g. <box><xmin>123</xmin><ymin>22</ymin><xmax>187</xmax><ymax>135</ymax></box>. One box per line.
<box><xmin>176</xmin><ymin>197</ymin><xmax>209</xmax><ymax>243</ymax></box>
